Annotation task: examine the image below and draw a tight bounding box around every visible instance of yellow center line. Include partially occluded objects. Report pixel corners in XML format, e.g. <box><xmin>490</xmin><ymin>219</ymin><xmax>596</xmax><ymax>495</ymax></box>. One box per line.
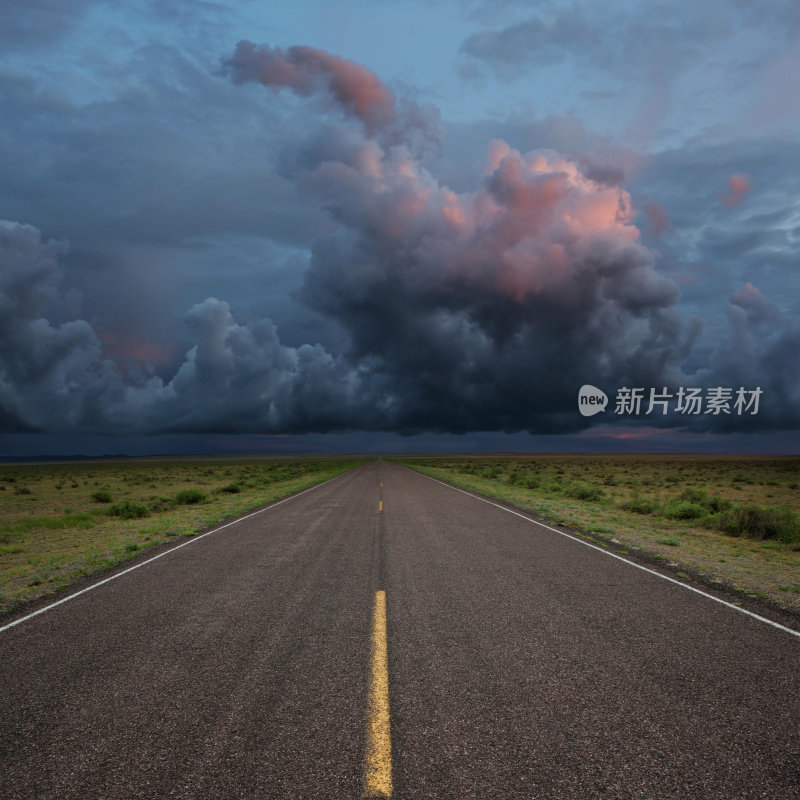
<box><xmin>378</xmin><ymin>499</ymin><xmax>383</xmax><ymax>512</ymax></box>
<box><xmin>364</xmin><ymin>590</ymin><xmax>392</xmax><ymax>797</ymax></box>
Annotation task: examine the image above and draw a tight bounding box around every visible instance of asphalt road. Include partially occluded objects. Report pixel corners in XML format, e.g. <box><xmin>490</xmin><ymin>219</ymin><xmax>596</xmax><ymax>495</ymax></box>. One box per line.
<box><xmin>1</xmin><ymin>461</ymin><xmax>798</xmax><ymax>799</ymax></box>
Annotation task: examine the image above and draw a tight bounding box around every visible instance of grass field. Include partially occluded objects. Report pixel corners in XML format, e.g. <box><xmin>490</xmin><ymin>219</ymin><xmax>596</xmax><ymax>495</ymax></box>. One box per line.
<box><xmin>396</xmin><ymin>454</ymin><xmax>800</xmax><ymax>614</ymax></box>
<box><xmin>0</xmin><ymin>456</ymin><xmax>363</xmax><ymax>615</ymax></box>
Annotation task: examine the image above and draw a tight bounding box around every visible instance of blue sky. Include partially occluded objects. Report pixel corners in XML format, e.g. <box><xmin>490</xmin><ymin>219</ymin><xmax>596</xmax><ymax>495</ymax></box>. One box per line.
<box><xmin>1</xmin><ymin>0</ymin><xmax>799</xmax><ymax>456</ymax></box>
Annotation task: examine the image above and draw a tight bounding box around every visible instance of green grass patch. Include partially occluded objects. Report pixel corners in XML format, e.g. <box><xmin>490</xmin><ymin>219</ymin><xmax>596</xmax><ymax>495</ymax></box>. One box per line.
<box><xmin>621</xmin><ymin>495</ymin><xmax>659</xmax><ymax>515</ymax></box>
<box><xmin>3</xmin><ymin>513</ymin><xmax>96</xmax><ymax>533</ymax></box>
<box><xmin>565</xmin><ymin>481</ymin><xmax>604</xmax><ymax>502</ymax></box>
<box><xmin>174</xmin><ymin>488</ymin><xmax>207</xmax><ymax>505</ymax></box>
<box><xmin>147</xmin><ymin>496</ymin><xmax>176</xmax><ymax>513</ymax></box>
<box><xmin>108</xmin><ymin>501</ymin><xmax>150</xmax><ymax>519</ymax></box>
<box><xmin>712</xmin><ymin>504</ymin><xmax>800</xmax><ymax>544</ymax></box>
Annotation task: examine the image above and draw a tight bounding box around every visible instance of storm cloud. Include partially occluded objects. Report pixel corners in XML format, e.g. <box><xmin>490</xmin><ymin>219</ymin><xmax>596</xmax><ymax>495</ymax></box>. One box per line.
<box><xmin>293</xmin><ymin>131</ymin><xmax>695</xmax><ymax>432</ymax></box>
<box><xmin>3</xmin><ymin>218</ymin><xmax>393</xmax><ymax>435</ymax></box>
<box><xmin>696</xmin><ymin>283</ymin><xmax>800</xmax><ymax>431</ymax></box>
<box><xmin>0</xmin><ymin>40</ymin><xmax>692</xmax><ymax>437</ymax></box>
<box><xmin>1</xmin><ymin>38</ymin><xmax>798</xmax><ymax>440</ymax></box>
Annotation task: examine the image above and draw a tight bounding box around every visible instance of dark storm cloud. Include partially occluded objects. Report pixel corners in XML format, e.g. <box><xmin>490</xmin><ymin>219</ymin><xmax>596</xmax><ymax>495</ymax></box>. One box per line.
<box><xmin>0</xmin><ymin>221</ymin><xmax>372</xmax><ymax>435</ymax></box>
<box><xmin>0</xmin><ymin>57</ymin><xmax>695</xmax><ymax>439</ymax></box>
<box><xmin>289</xmin><ymin>128</ymin><xmax>693</xmax><ymax>433</ymax></box>
<box><xmin>687</xmin><ymin>283</ymin><xmax>800</xmax><ymax>432</ymax></box>
<box><xmin>1</xmin><ymin>55</ymin><xmax>699</xmax><ymax>440</ymax></box>
<box><xmin>169</xmin><ymin>41</ymin><xmax>800</xmax><ymax>435</ymax></box>
<box><xmin>0</xmin><ymin>39</ymin><xmax>338</xmax><ymax>360</ymax></box>
<box><xmin>0</xmin><ymin>221</ymin><xmax>115</xmax><ymax>432</ymax></box>
<box><xmin>616</xmin><ymin>131</ymin><xmax>800</xmax><ymax>432</ymax></box>
<box><xmin>628</xmin><ymin>136</ymin><xmax>800</xmax><ymax>322</ymax></box>
<box><xmin>3</xmin><ymin>39</ymin><xmax>799</xmax><ymax>438</ymax></box>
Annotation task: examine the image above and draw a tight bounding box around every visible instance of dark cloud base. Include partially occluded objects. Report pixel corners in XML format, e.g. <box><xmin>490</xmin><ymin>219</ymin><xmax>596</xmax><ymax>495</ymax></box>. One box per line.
<box><xmin>2</xmin><ymin>429</ymin><xmax>799</xmax><ymax>462</ymax></box>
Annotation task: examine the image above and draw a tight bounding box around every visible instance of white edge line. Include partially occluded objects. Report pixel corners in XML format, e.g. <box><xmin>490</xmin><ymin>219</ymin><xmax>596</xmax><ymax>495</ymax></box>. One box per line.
<box><xmin>409</xmin><ymin>467</ymin><xmax>800</xmax><ymax>641</ymax></box>
<box><xmin>0</xmin><ymin>471</ymin><xmax>348</xmax><ymax>635</ymax></box>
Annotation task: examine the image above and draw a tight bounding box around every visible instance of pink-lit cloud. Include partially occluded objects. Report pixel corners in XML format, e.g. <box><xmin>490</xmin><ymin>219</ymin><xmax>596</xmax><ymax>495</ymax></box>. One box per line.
<box><xmin>728</xmin><ymin>281</ymin><xmax>780</xmax><ymax>327</ymax></box>
<box><xmin>580</xmin><ymin>425</ymin><xmax>674</xmax><ymax>441</ymax></box>
<box><xmin>642</xmin><ymin>201</ymin><xmax>672</xmax><ymax>237</ymax></box>
<box><xmin>225</xmin><ymin>40</ymin><xmax>396</xmax><ymax>133</ymax></box>
<box><xmin>98</xmin><ymin>331</ymin><xmax>175</xmax><ymax>370</ymax></box>
<box><xmin>720</xmin><ymin>173</ymin><xmax>750</xmax><ymax>207</ymax></box>
<box><xmin>294</xmin><ymin>110</ymin><xmax>690</xmax><ymax>434</ymax></box>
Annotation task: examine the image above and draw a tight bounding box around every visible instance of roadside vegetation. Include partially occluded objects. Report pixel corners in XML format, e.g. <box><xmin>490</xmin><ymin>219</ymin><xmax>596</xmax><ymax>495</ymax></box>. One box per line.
<box><xmin>0</xmin><ymin>456</ymin><xmax>362</xmax><ymax>614</ymax></box>
<box><xmin>396</xmin><ymin>455</ymin><xmax>800</xmax><ymax>613</ymax></box>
